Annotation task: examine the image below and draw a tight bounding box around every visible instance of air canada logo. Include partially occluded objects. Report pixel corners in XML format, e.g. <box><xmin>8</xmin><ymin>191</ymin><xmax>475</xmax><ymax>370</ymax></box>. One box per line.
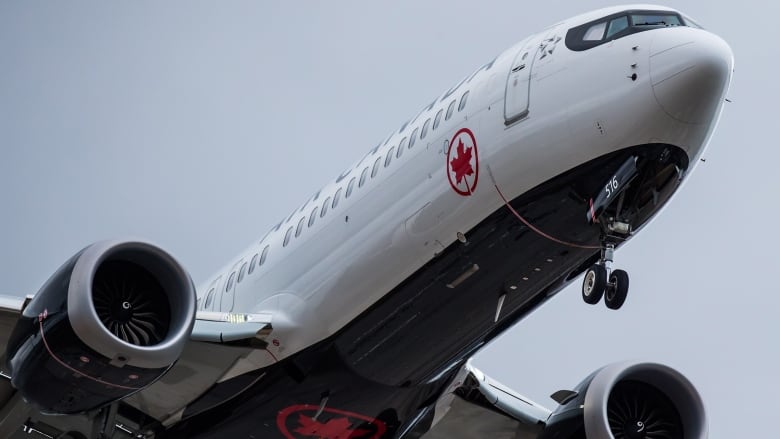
<box><xmin>277</xmin><ymin>404</ymin><xmax>387</xmax><ymax>439</ymax></box>
<box><xmin>447</xmin><ymin>128</ymin><xmax>479</xmax><ymax>196</ymax></box>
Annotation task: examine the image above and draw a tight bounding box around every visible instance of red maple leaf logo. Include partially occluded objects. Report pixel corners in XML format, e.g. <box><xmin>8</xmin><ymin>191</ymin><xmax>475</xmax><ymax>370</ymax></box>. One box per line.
<box><xmin>449</xmin><ymin>139</ymin><xmax>474</xmax><ymax>185</ymax></box>
<box><xmin>293</xmin><ymin>414</ymin><xmax>372</xmax><ymax>439</ymax></box>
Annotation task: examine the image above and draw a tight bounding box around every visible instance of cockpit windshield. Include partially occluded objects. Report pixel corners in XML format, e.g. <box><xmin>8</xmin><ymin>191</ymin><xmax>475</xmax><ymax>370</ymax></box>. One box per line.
<box><xmin>566</xmin><ymin>10</ymin><xmax>690</xmax><ymax>51</ymax></box>
<box><xmin>631</xmin><ymin>13</ymin><xmax>682</xmax><ymax>27</ymax></box>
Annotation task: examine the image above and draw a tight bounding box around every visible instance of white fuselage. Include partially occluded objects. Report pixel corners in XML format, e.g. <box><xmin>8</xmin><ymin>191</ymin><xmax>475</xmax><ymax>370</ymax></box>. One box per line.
<box><xmin>196</xmin><ymin>5</ymin><xmax>732</xmax><ymax>366</ymax></box>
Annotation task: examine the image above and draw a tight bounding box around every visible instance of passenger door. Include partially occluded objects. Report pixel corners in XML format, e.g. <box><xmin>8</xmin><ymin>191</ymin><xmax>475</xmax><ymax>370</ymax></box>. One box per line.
<box><xmin>504</xmin><ymin>37</ymin><xmax>541</xmax><ymax>124</ymax></box>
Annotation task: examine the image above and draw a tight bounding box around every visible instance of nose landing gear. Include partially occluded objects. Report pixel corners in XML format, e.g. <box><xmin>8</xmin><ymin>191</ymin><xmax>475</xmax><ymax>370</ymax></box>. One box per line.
<box><xmin>581</xmin><ymin>243</ymin><xmax>630</xmax><ymax>310</ymax></box>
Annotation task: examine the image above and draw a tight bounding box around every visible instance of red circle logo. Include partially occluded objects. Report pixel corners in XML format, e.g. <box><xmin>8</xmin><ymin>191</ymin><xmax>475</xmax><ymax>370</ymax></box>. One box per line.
<box><xmin>447</xmin><ymin>128</ymin><xmax>479</xmax><ymax>196</ymax></box>
<box><xmin>277</xmin><ymin>404</ymin><xmax>388</xmax><ymax>439</ymax></box>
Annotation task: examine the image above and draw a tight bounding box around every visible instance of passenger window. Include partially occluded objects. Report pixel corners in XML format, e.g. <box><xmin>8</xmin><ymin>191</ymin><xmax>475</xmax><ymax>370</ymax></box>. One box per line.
<box><xmin>421</xmin><ymin>119</ymin><xmax>431</xmax><ymax>139</ymax></box>
<box><xmin>458</xmin><ymin>91</ymin><xmax>469</xmax><ymax>111</ymax></box>
<box><xmin>433</xmin><ymin>109</ymin><xmax>443</xmax><ymax>130</ymax></box>
<box><xmin>321</xmin><ymin>196</ymin><xmax>332</xmax><ymax>217</ymax></box>
<box><xmin>283</xmin><ymin>227</ymin><xmax>293</xmax><ymax>247</ymax></box>
<box><xmin>346</xmin><ymin>177</ymin><xmax>356</xmax><ymax>198</ymax></box>
<box><xmin>359</xmin><ymin>167</ymin><xmax>369</xmax><ymax>187</ymax></box>
<box><xmin>248</xmin><ymin>253</ymin><xmax>258</xmax><ymax>274</ymax></box>
<box><xmin>607</xmin><ymin>16</ymin><xmax>629</xmax><ymax>38</ymax></box>
<box><xmin>205</xmin><ymin>288</ymin><xmax>215</xmax><ymax>309</ymax></box>
<box><xmin>583</xmin><ymin>22</ymin><xmax>607</xmax><ymax>40</ymax></box>
<box><xmin>237</xmin><ymin>262</ymin><xmax>248</xmax><ymax>283</ymax></box>
<box><xmin>397</xmin><ymin>137</ymin><xmax>407</xmax><ymax>158</ymax></box>
<box><xmin>409</xmin><ymin>128</ymin><xmax>419</xmax><ymax>148</ymax></box>
<box><xmin>226</xmin><ymin>272</ymin><xmax>236</xmax><ymax>292</ymax></box>
<box><xmin>308</xmin><ymin>206</ymin><xmax>319</xmax><ymax>227</ymax></box>
<box><xmin>295</xmin><ymin>216</ymin><xmax>305</xmax><ymax>237</ymax></box>
<box><xmin>259</xmin><ymin>245</ymin><xmax>269</xmax><ymax>266</ymax></box>
<box><xmin>445</xmin><ymin>100</ymin><xmax>456</xmax><ymax>120</ymax></box>
<box><xmin>371</xmin><ymin>156</ymin><xmax>382</xmax><ymax>178</ymax></box>
<box><xmin>385</xmin><ymin>147</ymin><xmax>395</xmax><ymax>167</ymax></box>
<box><xmin>332</xmin><ymin>188</ymin><xmax>342</xmax><ymax>209</ymax></box>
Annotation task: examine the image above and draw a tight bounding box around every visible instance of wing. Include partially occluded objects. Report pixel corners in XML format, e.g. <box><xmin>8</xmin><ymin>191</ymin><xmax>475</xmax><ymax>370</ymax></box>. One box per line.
<box><xmin>122</xmin><ymin>311</ymin><xmax>275</xmax><ymax>426</ymax></box>
<box><xmin>422</xmin><ymin>361</ymin><xmax>550</xmax><ymax>439</ymax></box>
<box><xmin>0</xmin><ymin>295</ymin><xmax>277</xmax><ymax>437</ymax></box>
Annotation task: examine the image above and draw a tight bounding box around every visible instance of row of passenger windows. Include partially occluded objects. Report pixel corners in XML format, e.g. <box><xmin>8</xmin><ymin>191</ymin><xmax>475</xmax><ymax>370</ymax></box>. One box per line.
<box><xmin>202</xmin><ymin>243</ymin><xmax>270</xmax><ymax>309</ymax></box>
<box><xmin>280</xmin><ymin>89</ymin><xmax>469</xmax><ymax>248</ymax></box>
<box><xmin>202</xmin><ymin>90</ymin><xmax>471</xmax><ymax>309</ymax></box>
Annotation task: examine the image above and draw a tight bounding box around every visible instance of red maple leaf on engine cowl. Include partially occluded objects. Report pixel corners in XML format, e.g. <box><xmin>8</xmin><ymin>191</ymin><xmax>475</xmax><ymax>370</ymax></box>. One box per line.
<box><xmin>449</xmin><ymin>139</ymin><xmax>474</xmax><ymax>185</ymax></box>
<box><xmin>294</xmin><ymin>414</ymin><xmax>372</xmax><ymax>439</ymax></box>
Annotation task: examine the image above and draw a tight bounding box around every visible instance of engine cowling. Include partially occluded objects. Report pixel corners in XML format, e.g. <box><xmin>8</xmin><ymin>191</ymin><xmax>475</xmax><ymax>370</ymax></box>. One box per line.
<box><xmin>4</xmin><ymin>240</ymin><xmax>196</xmax><ymax>415</ymax></box>
<box><xmin>540</xmin><ymin>361</ymin><xmax>706</xmax><ymax>439</ymax></box>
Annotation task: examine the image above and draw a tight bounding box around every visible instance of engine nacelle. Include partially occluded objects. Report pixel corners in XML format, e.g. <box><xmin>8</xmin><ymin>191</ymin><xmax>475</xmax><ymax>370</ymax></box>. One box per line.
<box><xmin>540</xmin><ymin>361</ymin><xmax>707</xmax><ymax>439</ymax></box>
<box><xmin>4</xmin><ymin>240</ymin><xmax>196</xmax><ymax>414</ymax></box>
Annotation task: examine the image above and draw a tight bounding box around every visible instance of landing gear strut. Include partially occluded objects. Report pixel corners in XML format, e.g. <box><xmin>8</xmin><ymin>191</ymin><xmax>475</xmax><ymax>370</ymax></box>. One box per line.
<box><xmin>581</xmin><ymin>242</ymin><xmax>630</xmax><ymax>310</ymax></box>
<box><xmin>580</xmin><ymin>157</ymin><xmax>638</xmax><ymax>310</ymax></box>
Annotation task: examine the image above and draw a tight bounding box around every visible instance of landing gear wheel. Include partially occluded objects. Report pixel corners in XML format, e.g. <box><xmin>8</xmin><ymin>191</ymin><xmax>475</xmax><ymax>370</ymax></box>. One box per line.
<box><xmin>582</xmin><ymin>264</ymin><xmax>607</xmax><ymax>304</ymax></box>
<box><xmin>605</xmin><ymin>269</ymin><xmax>629</xmax><ymax>310</ymax></box>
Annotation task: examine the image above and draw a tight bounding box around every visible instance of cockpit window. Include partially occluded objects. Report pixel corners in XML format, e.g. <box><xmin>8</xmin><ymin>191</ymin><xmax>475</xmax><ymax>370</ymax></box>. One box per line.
<box><xmin>583</xmin><ymin>22</ymin><xmax>607</xmax><ymax>41</ymax></box>
<box><xmin>566</xmin><ymin>10</ymin><xmax>687</xmax><ymax>51</ymax></box>
<box><xmin>606</xmin><ymin>16</ymin><xmax>629</xmax><ymax>38</ymax></box>
<box><xmin>631</xmin><ymin>13</ymin><xmax>681</xmax><ymax>27</ymax></box>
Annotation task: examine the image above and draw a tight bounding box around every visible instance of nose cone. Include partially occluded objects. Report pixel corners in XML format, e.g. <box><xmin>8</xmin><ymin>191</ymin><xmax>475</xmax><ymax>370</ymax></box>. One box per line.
<box><xmin>650</xmin><ymin>28</ymin><xmax>733</xmax><ymax>124</ymax></box>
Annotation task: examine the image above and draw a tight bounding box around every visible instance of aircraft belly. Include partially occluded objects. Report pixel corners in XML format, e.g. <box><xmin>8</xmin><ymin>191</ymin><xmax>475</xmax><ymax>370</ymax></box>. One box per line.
<box><xmin>167</xmin><ymin>143</ymin><xmax>690</xmax><ymax>438</ymax></box>
<box><xmin>172</xmin><ymin>345</ymin><xmax>443</xmax><ymax>438</ymax></box>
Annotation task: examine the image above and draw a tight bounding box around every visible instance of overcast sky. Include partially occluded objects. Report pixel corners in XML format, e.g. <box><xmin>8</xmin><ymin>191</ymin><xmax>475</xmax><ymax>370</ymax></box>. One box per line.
<box><xmin>0</xmin><ymin>1</ymin><xmax>775</xmax><ymax>437</ymax></box>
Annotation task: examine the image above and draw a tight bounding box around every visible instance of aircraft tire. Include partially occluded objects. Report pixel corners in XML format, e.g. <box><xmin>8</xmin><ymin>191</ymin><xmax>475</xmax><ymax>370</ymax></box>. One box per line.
<box><xmin>605</xmin><ymin>269</ymin><xmax>629</xmax><ymax>310</ymax></box>
<box><xmin>582</xmin><ymin>264</ymin><xmax>606</xmax><ymax>304</ymax></box>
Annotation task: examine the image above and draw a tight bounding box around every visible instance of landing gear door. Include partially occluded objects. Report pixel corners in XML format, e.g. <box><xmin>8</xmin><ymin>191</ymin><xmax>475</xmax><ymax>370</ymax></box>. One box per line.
<box><xmin>504</xmin><ymin>38</ymin><xmax>539</xmax><ymax>125</ymax></box>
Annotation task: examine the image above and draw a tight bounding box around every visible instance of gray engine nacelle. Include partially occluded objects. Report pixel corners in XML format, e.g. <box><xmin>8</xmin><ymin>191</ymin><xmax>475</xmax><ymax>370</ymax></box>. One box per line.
<box><xmin>4</xmin><ymin>240</ymin><xmax>196</xmax><ymax>414</ymax></box>
<box><xmin>541</xmin><ymin>361</ymin><xmax>707</xmax><ymax>439</ymax></box>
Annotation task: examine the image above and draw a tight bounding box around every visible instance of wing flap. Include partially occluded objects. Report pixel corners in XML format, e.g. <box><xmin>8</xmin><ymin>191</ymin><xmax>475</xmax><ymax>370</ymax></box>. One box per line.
<box><xmin>423</xmin><ymin>395</ymin><xmax>538</xmax><ymax>439</ymax></box>
<box><xmin>123</xmin><ymin>311</ymin><xmax>276</xmax><ymax>425</ymax></box>
<box><xmin>423</xmin><ymin>361</ymin><xmax>551</xmax><ymax>439</ymax></box>
<box><xmin>124</xmin><ymin>340</ymin><xmax>256</xmax><ymax>426</ymax></box>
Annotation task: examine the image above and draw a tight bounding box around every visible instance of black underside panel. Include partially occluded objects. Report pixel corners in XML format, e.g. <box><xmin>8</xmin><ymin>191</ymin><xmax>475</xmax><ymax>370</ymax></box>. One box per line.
<box><xmin>171</xmin><ymin>345</ymin><xmax>442</xmax><ymax>438</ymax></box>
<box><xmin>332</xmin><ymin>143</ymin><xmax>685</xmax><ymax>386</ymax></box>
<box><xmin>168</xmin><ymin>144</ymin><xmax>688</xmax><ymax>439</ymax></box>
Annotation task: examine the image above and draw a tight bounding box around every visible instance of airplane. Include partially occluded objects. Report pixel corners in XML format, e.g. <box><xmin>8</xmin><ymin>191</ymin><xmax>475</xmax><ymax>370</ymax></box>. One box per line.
<box><xmin>0</xmin><ymin>4</ymin><xmax>732</xmax><ymax>439</ymax></box>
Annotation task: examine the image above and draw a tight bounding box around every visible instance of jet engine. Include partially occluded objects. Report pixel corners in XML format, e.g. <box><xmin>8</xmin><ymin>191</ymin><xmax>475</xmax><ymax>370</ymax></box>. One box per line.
<box><xmin>540</xmin><ymin>361</ymin><xmax>706</xmax><ymax>439</ymax></box>
<box><xmin>4</xmin><ymin>240</ymin><xmax>196</xmax><ymax>415</ymax></box>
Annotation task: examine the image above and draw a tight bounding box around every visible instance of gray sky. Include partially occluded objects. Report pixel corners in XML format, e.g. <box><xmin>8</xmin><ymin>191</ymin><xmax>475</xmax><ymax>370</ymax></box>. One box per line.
<box><xmin>0</xmin><ymin>1</ymin><xmax>775</xmax><ymax>437</ymax></box>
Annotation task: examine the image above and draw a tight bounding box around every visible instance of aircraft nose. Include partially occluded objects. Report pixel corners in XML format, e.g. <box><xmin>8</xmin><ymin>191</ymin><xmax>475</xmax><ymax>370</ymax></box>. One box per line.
<box><xmin>650</xmin><ymin>28</ymin><xmax>733</xmax><ymax>124</ymax></box>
